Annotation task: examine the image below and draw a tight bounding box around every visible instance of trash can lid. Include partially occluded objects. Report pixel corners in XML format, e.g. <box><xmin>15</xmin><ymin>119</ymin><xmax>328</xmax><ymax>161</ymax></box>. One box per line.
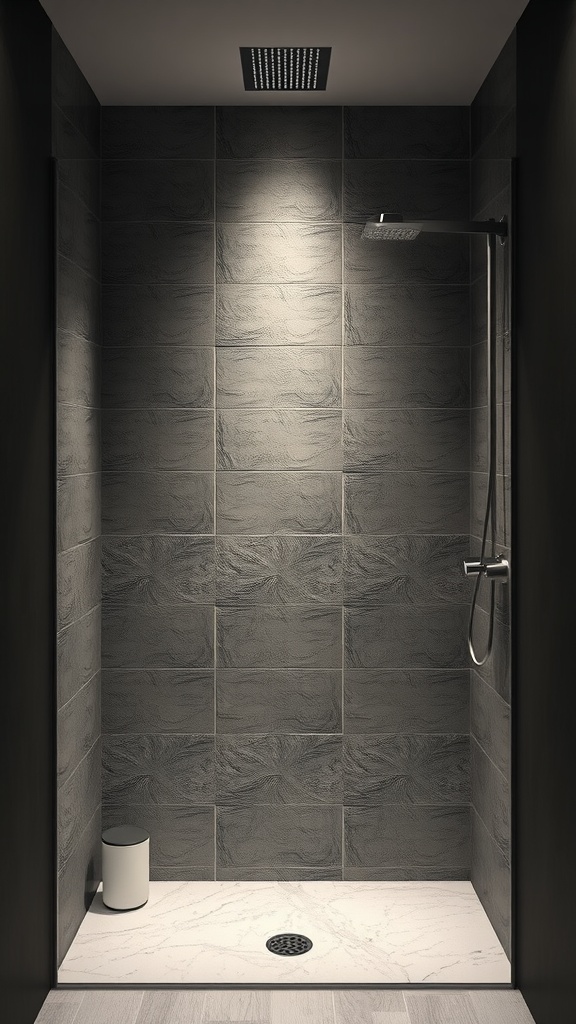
<box><xmin>102</xmin><ymin>826</ymin><xmax>149</xmax><ymax>846</ymax></box>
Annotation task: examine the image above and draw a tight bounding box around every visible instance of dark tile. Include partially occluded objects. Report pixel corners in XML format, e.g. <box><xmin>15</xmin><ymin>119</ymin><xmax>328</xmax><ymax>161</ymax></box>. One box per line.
<box><xmin>217</xmin><ymin>224</ymin><xmax>341</xmax><ymax>284</ymax></box>
<box><xmin>471</xmin><ymin>738</ymin><xmax>510</xmax><ymax>863</ymax></box>
<box><xmin>217</xmin><ymin>606</ymin><xmax>342</xmax><ymax>669</ymax></box>
<box><xmin>217</xmin><ymin>347</ymin><xmax>341</xmax><ymax>408</ymax></box>
<box><xmin>102</xmin><ymin>536</ymin><xmax>215</xmax><ymax>604</ymax></box>
<box><xmin>58</xmin><ymin>404</ymin><xmax>100</xmax><ymax>476</ymax></box>
<box><xmin>52</xmin><ymin>31</ymin><xmax>100</xmax><ymax>153</ymax></box>
<box><xmin>102</xmin><ymin>471</ymin><xmax>213</xmax><ymax>534</ymax></box>
<box><xmin>57</xmin><ymin>256</ymin><xmax>101</xmax><ymax>342</ymax></box>
<box><xmin>471</xmin><ymin>668</ymin><xmax>510</xmax><ymax>778</ymax></box>
<box><xmin>102</xmin><ymin>734</ymin><xmax>214</xmax><ymax>804</ymax></box>
<box><xmin>103</xmin><ymin>160</ymin><xmax>214</xmax><ymax>221</ymax></box>
<box><xmin>151</xmin><ymin>866</ymin><xmax>214</xmax><ymax>880</ymax></box>
<box><xmin>102</xmin><ymin>669</ymin><xmax>214</xmax><ymax>733</ymax></box>
<box><xmin>216</xmin><ymin>669</ymin><xmax>341</xmax><ymax>734</ymax></box>
<box><xmin>471</xmin><ymin>33</ymin><xmax>516</xmax><ymax>156</ymax></box>
<box><xmin>217</xmin><ymin>410</ymin><xmax>342</xmax><ymax>471</ymax></box>
<box><xmin>103</xmin><ymin>285</ymin><xmax>214</xmax><ymax>347</ymax></box>
<box><xmin>216</xmin><ymin>805</ymin><xmax>342</xmax><ymax>867</ymax></box>
<box><xmin>57</xmin><ymin>807</ymin><xmax>101</xmax><ymax>964</ymax></box>
<box><xmin>58</xmin><ymin>332</ymin><xmax>101</xmax><ymax>408</ymax></box>
<box><xmin>471</xmin><ymin>404</ymin><xmax>488</xmax><ymax>473</ymax></box>
<box><xmin>343</xmin><ymin>866</ymin><xmax>468</xmax><ymax>881</ymax></box>
<box><xmin>52</xmin><ymin>103</ymin><xmax>97</xmax><ymax>161</ymax></box>
<box><xmin>217</xmin><ymin>160</ymin><xmax>341</xmax><ymax>221</ymax></box>
<box><xmin>470</xmin><ymin>605</ymin><xmax>511</xmax><ymax>702</ymax></box>
<box><xmin>103</xmin><ymin>106</ymin><xmax>214</xmax><ymax>158</ymax></box>
<box><xmin>344</xmin><ymin>734</ymin><xmax>469</xmax><ymax>805</ymax></box>
<box><xmin>216</xmin><ymin>536</ymin><xmax>342</xmax><ymax>605</ymax></box>
<box><xmin>216</xmin><ymin>284</ymin><xmax>341</xmax><ymax>347</ymax></box>
<box><xmin>344</xmin><ymin>160</ymin><xmax>469</xmax><ymax>223</ymax></box>
<box><xmin>57</xmin><ymin>158</ymin><xmax>100</xmax><ymax>217</ymax></box>
<box><xmin>57</xmin><ymin>538</ymin><xmax>101</xmax><ymax>631</ymax></box>
<box><xmin>217</xmin><ymin>867</ymin><xmax>341</xmax><ymax>880</ymax></box>
<box><xmin>102</xmin><ymin>603</ymin><xmax>213</xmax><ymax>669</ymax></box>
<box><xmin>471</xmin><ymin>159</ymin><xmax>512</xmax><ymax>220</ymax></box>
<box><xmin>57</xmin><ymin>473</ymin><xmax>101</xmax><ymax>552</ymax></box>
<box><xmin>344</xmin><ymin>409</ymin><xmax>469</xmax><ymax>472</ymax></box>
<box><xmin>216</xmin><ymin>106</ymin><xmax>342</xmax><ymax>158</ymax></box>
<box><xmin>344</xmin><ymin>284</ymin><xmax>469</xmax><ymax>348</ymax></box>
<box><xmin>344</xmin><ymin>347</ymin><xmax>469</xmax><ymax>409</ymax></box>
<box><xmin>343</xmin><ymin>535</ymin><xmax>469</xmax><ymax>605</ymax></box>
<box><xmin>471</xmin><ymin>342</ymin><xmax>487</xmax><ymax>409</ymax></box>
<box><xmin>217</xmin><ymin>471</ymin><xmax>341</xmax><ymax>534</ymax></box>
<box><xmin>470</xmin><ymin>470</ymin><xmax>512</xmax><ymax>550</ymax></box>
<box><xmin>471</xmin><ymin>808</ymin><xmax>511</xmax><ymax>958</ymax></box>
<box><xmin>102</xmin><ymin>804</ymin><xmax>214</xmax><ymax>867</ymax></box>
<box><xmin>57</xmin><ymin>184</ymin><xmax>100</xmax><ymax>280</ymax></box>
<box><xmin>344</xmin><ymin>107</ymin><xmax>469</xmax><ymax>159</ymax></box>
<box><xmin>57</xmin><ymin>605</ymin><xmax>101</xmax><ymax>710</ymax></box>
<box><xmin>344</xmin><ymin>472</ymin><xmax>469</xmax><ymax>535</ymax></box>
<box><xmin>344</xmin><ymin>224</ymin><xmax>469</xmax><ymax>285</ymax></box>
<box><xmin>102</xmin><ymin>348</ymin><xmax>214</xmax><ymax>408</ymax></box>
<box><xmin>215</xmin><ymin>735</ymin><xmax>342</xmax><ymax>804</ymax></box>
<box><xmin>102</xmin><ymin>409</ymin><xmax>214</xmax><ymax>471</ymax></box>
<box><xmin>102</xmin><ymin>222</ymin><xmax>214</xmax><ymax>285</ymax></box>
<box><xmin>344</xmin><ymin>670</ymin><xmax>469</xmax><ymax>734</ymax></box>
<box><xmin>345</xmin><ymin>804</ymin><xmax>470</xmax><ymax>869</ymax></box>
<box><xmin>475</xmin><ymin>545</ymin><xmax>511</xmax><ymax>627</ymax></box>
<box><xmin>473</xmin><ymin>108</ymin><xmax>516</xmax><ymax>161</ymax></box>
<box><xmin>344</xmin><ymin>605</ymin><xmax>469</xmax><ymax>669</ymax></box>
<box><xmin>58</xmin><ymin>739</ymin><xmax>101</xmax><ymax>869</ymax></box>
<box><xmin>58</xmin><ymin>672</ymin><xmax>101</xmax><ymax>784</ymax></box>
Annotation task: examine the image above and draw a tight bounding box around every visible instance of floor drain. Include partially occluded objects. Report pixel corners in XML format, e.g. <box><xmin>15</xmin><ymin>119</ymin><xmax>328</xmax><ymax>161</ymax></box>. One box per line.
<box><xmin>266</xmin><ymin>933</ymin><xmax>313</xmax><ymax>956</ymax></box>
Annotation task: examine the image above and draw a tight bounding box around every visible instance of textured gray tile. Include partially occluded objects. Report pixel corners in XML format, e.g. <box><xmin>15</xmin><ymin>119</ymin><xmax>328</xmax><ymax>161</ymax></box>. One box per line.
<box><xmin>216</xmin><ymin>805</ymin><xmax>341</xmax><ymax>867</ymax></box>
<box><xmin>344</xmin><ymin>734</ymin><xmax>469</xmax><ymax>805</ymax></box>
<box><xmin>344</xmin><ymin>670</ymin><xmax>469</xmax><ymax>734</ymax></box>
<box><xmin>217</xmin><ymin>346</ymin><xmax>341</xmax><ymax>408</ymax></box>
<box><xmin>102</xmin><ymin>471</ymin><xmax>213</xmax><ymax>534</ymax></box>
<box><xmin>345</xmin><ymin>605</ymin><xmax>469</xmax><ymax>669</ymax></box>
<box><xmin>57</xmin><ymin>605</ymin><xmax>101</xmax><ymax>710</ymax></box>
<box><xmin>102</xmin><ymin>348</ymin><xmax>214</xmax><ymax>408</ymax></box>
<box><xmin>471</xmin><ymin>738</ymin><xmax>510</xmax><ymax>863</ymax></box>
<box><xmin>103</xmin><ymin>160</ymin><xmax>214</xmax><ymax>221</ymax></box>
<box><xmin>471</xmin><ymin>159</ymin><xmax>512</xmax><ymax>222</ymax></box>
<box><xmin>103</xmin><ymin>106</ymin><xmax>214</xmax><ymax>158</ymax></box>
<box><xmin>58</xmin><ymin>404</ymin><xmax>100</xmax><ymax>476</ymax></box>
<box><xmin>102</xmin><ymin>409</ymin><xmax>213</xmax><ymax>471</ymax></box>
<box><xmin>217</xmin><ymin>472</ymin><xmax>341</xmax><ymax>534</ymax></box>
<box><xmin>102</xmin><ymin>669</ymin><xmax>214</xmax><ymax>734</ymax></box>
<box><xmin>150</xmin><ymin>866</ymin><xmax>213</xmax><ymax>881</ymax></box>
<box><xmin>52</xmin><ymin>31</ymin><xmax>100</xmax><ymax>152</ymax></box>
<box><xmin>57</xmin><ymin>807</ymin><xmax>101</xmax><ymax>965</ymax></box>
<box><xmin>216</xmin><ymin>283</ymin><xmax>341</xmax><ymax>347</ymax></box>
<box><xmin>343</xmin><ymin>535</ymin><xmax>469</xmax><ymax>604</ymax></box>
<box><xmin>470</xmin><ymin>606</ymin><xmax>511</xmax><ymax>703</ymax></box>
<box><xmin>103</xmin><ymin>804</ymin><xmax>214</xmax><ymax>867</ymax></box>
<box><xmin>102</xmin><ymin>536</ymin><xmax>215</xmax><ymax>604</ymax></box>
<box><xmin>52</xmin><ymin>103</ymin><xmax>96</xmax><ymax>161</ymax></box>
<box><xmin>473</xmin><ymin>108</ymin><xmax>516</xmax><ymax>161</ymax></box>
<box><xmin>475</xmin><ymin>546</ymin><xmax>511</xmax><ymax>626</ymax></box>
<box><xmin>216</xmin><ymin>669</ymin><xmax>341</xmax><ymax>734</ymax></box>
<box><xmin>58</xmin><ymin>184</ymin><xmax>100</xmax><ymax>280</ymax></box>
<box><xmin>471</xmin><ymin>808</ymin><xmax>511</xmax><ymax>958</ymax></box>
<box><xmin>58</xmin><ymin>672</ymin><xmax>101</xmax><ymax>784</ymax></box>
<box><xmin>471</xmin><ymin>341</ymin><xmax>487</xmax><ymax>409</ymax></box>
<box><xmin>217</xmin><ymin>159</ymin><xmax>341</xmax><ymax>221</ymax></box>
<box><xmin>102</xmin><ymin>603</ymin><xmax>213</xmax><ymax>669</ymax></box>
<box><xmin>344</xmin><ymin>472</ymin><xmax>469</xmax><ymax>535</ymax></box>
<box><xmin>471</xmin><ymin>404</ymin><xmax>488</xmax><ymax>472</ymax></box>
<box><xmin>217</xmin><ymin>224</ymin><xmax>341</xmax><ymax>284</ymax></box>
<box><xmin>216</xmin><ymin>735</ymin><xmax>342</xmax><ymax>805</ymax></box>
<box><xmin>216</xmin><ymin>106</ymin><xmax>342</xmax><ymax>158</ymax></box>
<box><xmin>345</xmin><ymin>283</ymin><xmax>469</xmax><ymax>348</ymax></box>
<box><xmin>471</xmin><ymin>33</ymin><xmax>516</xmax><ymax>156</ymax></box>
<box><xmin>344</xmin><ymin>347</ymin><xmax>469</xmax><ymax>408</ymax></box>
<box><xmin>103</xmin><ymin>285</ymin><xmax>214</xmax><ymax>347</ymax></box>
<box><xmin>57</xmin><ymin>473</ymin><xmax>101</xmax><ymax>552</ymax></box>
<box><xmin>57</xmin><ymin>255</ymin><xmax>101</xmax><ymax>342</ymax></box>
<box><xmin>471</xmin><ymin>668</ymin><xmax>510</xmax><ymax>779</ymax></box>
<box><xmin>58</xmin><ymin>738</ymin><xmax>101</xmax><ymax>869</ymax></box>
<box><xmin>103</xmin><ymin>734</ymin><xmax>214</xmax><ymax>804</ymax></box>
<box><xmin>57</xmin><ymin>538</ymin><xmax>101</xmax><ymax>631</ymax></box>
<box><xmin>343</xmin><ymin>866</ymin><xmax>468</xmax><ymax>881</ymax></box>
<box><xmin>344</xmin><ymin>223</ymin><xmax>469</xmax><ymax>285</ymax></box>
<box><xmin>58</xmin><ymin>333</ymin><xmax>101</xmax><ymax>408</ymax></box>
<box><xmin>57</xmin><ymin>158</ymin><xmax>100</xmax><ymax>217</ymax></box>
<box><xmin>217</xmin><ymin>866</ymin><xmax>341</xmax><ymax>881</ymax></box>
<box><xmin>344</xmin><ymin>804</ymin><xmax>470</xmax><ymax>869</ymax></box>
<box><xmin>344</xmin><ymin>106</ymin><xmax>470</xmax><ymax>159</ymax></box>
<box><xmin>217</xmin><ymin>606</ymin><xmax>342</xmax><ymax>669</ymax></box>
<box><xmin>217</xmin><ymin>410</ymin><xmax>342</xmax><ymax>471</ymax></box>
<box><xmin>216</xmin><ymin>536</ymin><xmax>342</xmax><ymax>604</ymax></box>
<box><xmin>470</xmin><ymin>471</ymin><xmax>511</xmax><ymax>549</ymax></box>
<box><xmin>344</xmin><ymin>159</ymin><xmax>469</xmax><ymax>223</ymax></box>
<box><xmin>102</xmin><ymin>223</ymin><xmax>214</xmax><ymax>285</ymax></box>
<box><xmin>344</xmin><ymin>409</ymin><xmax>469</xmax><ymax>472</ymax></box>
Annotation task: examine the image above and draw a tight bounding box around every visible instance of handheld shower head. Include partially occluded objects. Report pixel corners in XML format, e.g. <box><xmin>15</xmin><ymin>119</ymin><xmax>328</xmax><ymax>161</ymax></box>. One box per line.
<box><xmin>362</xmin><ymin>213</ymin><xmax>508</xmax><ymax>241</ymax></box>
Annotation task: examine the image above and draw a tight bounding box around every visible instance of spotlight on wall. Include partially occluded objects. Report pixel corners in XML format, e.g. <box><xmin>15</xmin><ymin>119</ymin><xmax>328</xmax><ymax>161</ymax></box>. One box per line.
<box><xmin>240</xmin><ymin>47</ymin><xmax>332</xmax><ymax>91</ymax></box>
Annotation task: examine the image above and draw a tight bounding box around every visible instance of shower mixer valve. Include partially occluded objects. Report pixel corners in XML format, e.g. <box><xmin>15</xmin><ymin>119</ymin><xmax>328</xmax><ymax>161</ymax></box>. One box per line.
<box><xmin>463</xmin><ymin>555</ymin><xmax>509</xmax><ymax>581</ymax></box>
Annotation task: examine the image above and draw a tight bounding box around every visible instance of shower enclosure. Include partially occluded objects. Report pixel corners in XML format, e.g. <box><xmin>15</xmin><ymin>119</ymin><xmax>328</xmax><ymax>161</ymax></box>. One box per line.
<box><xmin>54</xmin><ymin>26</ymin><xmax>514</xmax><ymax>987</ymax></box>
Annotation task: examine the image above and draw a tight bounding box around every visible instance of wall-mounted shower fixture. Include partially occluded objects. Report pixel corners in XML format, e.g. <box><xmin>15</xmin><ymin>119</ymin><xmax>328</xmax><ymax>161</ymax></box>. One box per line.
<box><xmin>240</xmin><ymin>47</ymin><xmax>331</xmax><ymax>90</ymax></box>
<box><xmin>363</xmin><ymin>212</ymin><xmax>509</xmax><ymax>666</ymax></box>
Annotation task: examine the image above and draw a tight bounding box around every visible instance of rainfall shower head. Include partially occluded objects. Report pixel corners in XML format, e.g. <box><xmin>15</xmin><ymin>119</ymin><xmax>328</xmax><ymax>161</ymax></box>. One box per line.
<box><xmin>362</xmin><ymin>213</ymin><xmax>508</xmax><ymax>240</ymax></box>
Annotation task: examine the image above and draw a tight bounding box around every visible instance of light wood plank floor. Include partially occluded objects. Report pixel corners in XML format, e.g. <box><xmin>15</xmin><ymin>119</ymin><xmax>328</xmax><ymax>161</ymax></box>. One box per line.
<box><xmin>36</xmin><ymin>988</ymin><xmax>536</xmax><ymax>1024</ymax></box>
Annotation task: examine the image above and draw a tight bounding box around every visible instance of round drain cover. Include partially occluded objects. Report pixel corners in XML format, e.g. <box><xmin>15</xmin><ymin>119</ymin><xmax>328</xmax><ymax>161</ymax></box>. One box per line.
<box><xmin>266</xmin><ymin>933</ymin><xmax>313</xmax><ymax>956</ymax></box>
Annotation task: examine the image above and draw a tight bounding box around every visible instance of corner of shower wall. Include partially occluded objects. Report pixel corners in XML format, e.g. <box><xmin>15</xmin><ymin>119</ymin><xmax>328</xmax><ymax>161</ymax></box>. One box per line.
<box><xmin>52</xmin><ymin>27</ymin><xmax>102</xmax><ymax>965</ymax></box>
<box><xmin>469</xmin><ymin>28</ymin><xmax>516</xmax><ymax>959</ymax></box>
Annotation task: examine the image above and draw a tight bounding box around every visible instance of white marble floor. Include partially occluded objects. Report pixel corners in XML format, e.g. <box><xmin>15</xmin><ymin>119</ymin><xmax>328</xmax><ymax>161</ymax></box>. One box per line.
<box><xmin>58</xmin><ymin>881</ymin><xmax>511</xmax><ymax>985</ymax></box>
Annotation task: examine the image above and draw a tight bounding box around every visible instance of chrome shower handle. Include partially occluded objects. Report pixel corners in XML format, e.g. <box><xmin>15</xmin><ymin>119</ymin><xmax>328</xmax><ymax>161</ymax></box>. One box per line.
<box><xmin>463</xmin><ymin>555</ymin><xmax>509</xmax><ymax>581</ymax></box>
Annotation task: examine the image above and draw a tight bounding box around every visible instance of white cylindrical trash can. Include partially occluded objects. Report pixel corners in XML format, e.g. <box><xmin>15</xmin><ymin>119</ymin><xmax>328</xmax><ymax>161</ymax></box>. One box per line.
<box><xmin>102</xmin><ymin>826</ymin><xmax>149</xmax><ymax>910</ymax></box>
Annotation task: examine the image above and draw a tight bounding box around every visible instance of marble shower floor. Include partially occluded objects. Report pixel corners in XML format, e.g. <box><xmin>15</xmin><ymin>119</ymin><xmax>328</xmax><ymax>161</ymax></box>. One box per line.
<box><xmin>58</xmin><ymin>881</ymin><xmax>511</xmax><ymax>986</ymax></box>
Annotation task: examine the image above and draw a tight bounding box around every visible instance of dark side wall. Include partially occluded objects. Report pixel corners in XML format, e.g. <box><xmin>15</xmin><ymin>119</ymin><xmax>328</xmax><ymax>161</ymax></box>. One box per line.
<box><xmin>0</xmin><ymin>0</ymin><xmax>55</xmax><ymax>1021</ymax></box>
<box><xmin>515</xmin><ymin>0</ymin><xmax>576</xmax><ymax>1020</ymax></box>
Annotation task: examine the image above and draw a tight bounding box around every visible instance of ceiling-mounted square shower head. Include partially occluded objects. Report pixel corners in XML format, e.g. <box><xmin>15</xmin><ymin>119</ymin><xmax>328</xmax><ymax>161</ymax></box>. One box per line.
<box><xmin>240</xmin><ymin>48</ymin><xmax>332</xmax><ymax>91</ymax></box>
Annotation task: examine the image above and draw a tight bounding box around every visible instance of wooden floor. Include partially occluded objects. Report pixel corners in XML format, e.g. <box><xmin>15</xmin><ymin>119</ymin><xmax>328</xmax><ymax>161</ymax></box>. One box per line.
<box><xmin>37</xmin><ymin>988</ymin><xmax>535</xmax><ymax>1024</ymax></box>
